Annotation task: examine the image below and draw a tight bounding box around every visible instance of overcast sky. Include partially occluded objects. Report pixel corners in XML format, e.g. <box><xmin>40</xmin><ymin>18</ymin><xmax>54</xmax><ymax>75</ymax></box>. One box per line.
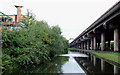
<box><xmin>0</xmin><ymin>0</ymin><xmax>118</xmax><ymax>42</ymax></box>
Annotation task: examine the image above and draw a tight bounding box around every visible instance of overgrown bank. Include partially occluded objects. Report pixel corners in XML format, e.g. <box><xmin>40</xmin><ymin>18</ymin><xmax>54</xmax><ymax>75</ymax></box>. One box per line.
<box><xmin>92</xmin><ymin>52</ymin><xmax>120</xmax><ymax>64</ymax></box>
<box><xmin>2</xmin><ymin>11</ymin><xmax>69</xmax><ymax>71</ymax></box>
<box><xmin>86</xmin><ymin>50</ymin><xmax>120</xmax><ymax>66</ymax></box>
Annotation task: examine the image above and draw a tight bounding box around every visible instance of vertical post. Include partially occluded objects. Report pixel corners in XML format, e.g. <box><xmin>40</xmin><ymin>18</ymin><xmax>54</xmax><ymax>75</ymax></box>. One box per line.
<box><xmin>84</xmin><ymin>41</ymin><xmax>87</xmax><ymax>50</ymax></box>
<box><xmin>94</xmin><ymin>37</ymin><xmax>97</xmax><ymax>50</ymax></box>
<box><xmin>101</xmin><ymin>32</ymin><xmax>106</xmax><ymax>51</ymax></box>
<box><xmin>85</xmin><ymin>41</ymin><xmax>87</xmax><ymax>50</ymax></box>
<box><xmin>83</xmin><ymin>42</ymin><xmax>84</xmax><ymax>49</ymax></box>
<box><xmin>77</xmin><ymin>43</ymin><xmax>79</xmax><ymax>49</ymax></box>
<box><xmin>87</xmin><ymin>40</ymin><xmax>90</xmax><ymax>50</ymax></box>
<box><xmin>91</xmin><ymin>38</ymin><xmax>93</xmax><ymax>50</ymax></box>
<box><xmin>81</xmin><ymin>42</ymin><xmax>83</xmax><ymax>49</ymax></box>
<box><xmin>84</xmin><ymin>42</ymin><xmax>85</xmax><ymax>50</ymax></box>
<box><xmin>114</xmin><ymin>28</ymin><xmax>119</xmax><ymax>52</ymax></box>
<box><xmin>79</xmin><ymin>43</ymin><xmax>81</xmax><ymax>49</ymax></box>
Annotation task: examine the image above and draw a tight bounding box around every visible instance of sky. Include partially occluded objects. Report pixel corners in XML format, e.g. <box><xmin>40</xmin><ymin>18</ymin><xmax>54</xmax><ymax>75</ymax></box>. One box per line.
<box><xmin>0</xmin><ymin>0</ymin><xmax>119</xmax><ymax>42</ymax></box>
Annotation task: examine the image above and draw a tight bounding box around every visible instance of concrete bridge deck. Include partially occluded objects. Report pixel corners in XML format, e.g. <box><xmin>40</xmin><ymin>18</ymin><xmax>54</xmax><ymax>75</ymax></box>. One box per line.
<box><xmin>70</xmin><ymin>1</ymin><xmax>120</xmax><ymax>52</ymax></box>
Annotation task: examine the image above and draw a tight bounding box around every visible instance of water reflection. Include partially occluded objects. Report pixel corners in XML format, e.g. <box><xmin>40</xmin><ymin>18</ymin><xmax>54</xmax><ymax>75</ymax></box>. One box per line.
<box><xmin>75</xmin><ymin>54</ymin><xmax>120</xmax><ymax>75</ymax></box>
<box><xmin>2</xmin><ymin>51</ymin><xmax>120</xmax><ymax>75</ymax></box>
<box><xmin>59</xmin><ymin>51</ymin><xmax>88</xmax><ymax>57</ymax></box>
<box><xmin>3</xmin><ymin>57</ymin><xmax>69</xmax><ymax>74</ymax></box>
<box><xmin>101</xmin><ymin>59</ymin><xmax>105</xmax><ymax>72</ymax></box>
<box><xmin>114</xmin><ymin>65</ymin><xmax>119</xmax><ymax>74</ymax></box>
<box><xmin>61</xmin><ymin>56</ymin><xmax>85</xmax><ymax>73</ymax></box>
<box><xmin>2</xmin><ymin>51</ymin><xmax>87</xmax><ymax>74</ymax></box>
<box><xmin>93</xmin><ymin>56</ymin><xmax>96</xmax><ymax>66</ymax></box>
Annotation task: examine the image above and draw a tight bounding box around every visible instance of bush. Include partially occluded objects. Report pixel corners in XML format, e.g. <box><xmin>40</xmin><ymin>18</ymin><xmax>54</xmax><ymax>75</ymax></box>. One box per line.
<box><xmin>2</xmin><ymin>10</ymin><xmax>69</xmax><ymax>70</ymax></box>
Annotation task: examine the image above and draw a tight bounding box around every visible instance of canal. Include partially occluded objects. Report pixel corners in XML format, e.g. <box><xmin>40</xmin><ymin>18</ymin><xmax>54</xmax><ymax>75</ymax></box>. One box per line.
<box><xmin>2</xmin><ymin>50</ymin><xmax>120</xmax><ymax>74</ymax></box>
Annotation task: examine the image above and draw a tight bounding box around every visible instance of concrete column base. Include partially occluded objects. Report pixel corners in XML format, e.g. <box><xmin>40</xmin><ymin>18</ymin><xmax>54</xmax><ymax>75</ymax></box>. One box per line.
<box><xmin>101</xmin><ymin>32</ymin><xmax>106</xmax><ymax>51</ymax></box>
<box><xmin>114</xmin><ymin>28</ymin><xmax>119</xmax><ymax>52</ymax></box>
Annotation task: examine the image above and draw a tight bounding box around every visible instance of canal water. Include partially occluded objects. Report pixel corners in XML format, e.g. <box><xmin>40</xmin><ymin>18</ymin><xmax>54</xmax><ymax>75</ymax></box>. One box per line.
<box><xmin>2</xmin><ymin>50</ymin><xmax>120</xmax><ymax>74</ymax></box>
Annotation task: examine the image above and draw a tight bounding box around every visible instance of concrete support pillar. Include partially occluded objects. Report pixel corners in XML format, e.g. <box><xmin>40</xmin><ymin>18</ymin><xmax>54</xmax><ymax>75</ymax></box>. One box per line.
<box><xmin>94</xmin><ymin>37</ymin><xmax>97</xmax><ymax>50</ymax></box>
<box><xmin>80</xmin><ymin>43</ymin><xmax>81</xmax><ymax>49</ymax></box>
<box><xmin>114</xmin><ymin>65</ymin><xmax>118</xmax><ymax>74</ymax></box>
<box><xmin>101</xmin><ymin>59</ymin><xmax>105</xmax><ymax>72</ymax></box>
<box><xmin>87</xmin><ymin>40</ymin><xmax>90</xmax><ymax>50</ymax></box>
<box><xmin>77</xmin><ymin>43</ymin><xmax>79</xmax><ymax>48</ymax></box>
<box><xmin>83</xmin><ymin>42</ymin><xmax>84</xmax><ymax>49</ymax></box>
<box><xmin>79</xmin><ymin>43</ymin><xmax>81</xmax><ymax>49</ymax></box>
<box><xmin>81</xmin><ymin>42</ymin><xmax>83</xmax><ymax>49</ymax></box>
<box><xmin>91</xmin><ymin>38</ymin><xmax>93</xmax><ymax>50</ymax></box>
<box><xmin>85</xmin><ymin>41</ymin><xmax>87</xmax><ymax>50</ymax></box>
<box><xmin>114</xmin><ymin>28</ymin><xmax>119</xmax><ymax>52</ymax></box>
<box><xmin>93</xmin><ymin>55</ymin><xmax>96</xmax><ymax>66</ymax></box>
<box><xmin>84</xmin><ymin>42</ymin><xmax>85</xmax><ymax>50</ymax></box>
<box><xmin>101</xmin><ymin>32</ymin><xmax>106</xmax><ymax>51</ymax></box>
<box><xmin>76</xmin><ymin>44</ymin><xmax>77</xmax><ymax>48</ymax></box>
<box><xmin>78</xmin><ymin>44</ymin><xmax>79</xmax><ymax>48</ymax></box>
<box><xmin>84</xmin><ymin>41</ymin><xmax>87</xmax><ymax>50</ymax></box>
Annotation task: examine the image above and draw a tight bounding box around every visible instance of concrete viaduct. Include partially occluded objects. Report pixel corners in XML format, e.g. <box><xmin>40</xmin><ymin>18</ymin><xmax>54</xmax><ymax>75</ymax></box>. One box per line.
<box><xmin>70</xmin><ymin>1</ymin><xmax>120</xmax><ymax>52</ymax></box>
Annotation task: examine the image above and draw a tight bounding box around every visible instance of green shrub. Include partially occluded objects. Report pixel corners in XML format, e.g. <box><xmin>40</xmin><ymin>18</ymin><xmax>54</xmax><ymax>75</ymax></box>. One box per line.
<box><xmin>2</xmin><ymin>10</ymin><xmax>69</xmax><ymax>70</ymax></box>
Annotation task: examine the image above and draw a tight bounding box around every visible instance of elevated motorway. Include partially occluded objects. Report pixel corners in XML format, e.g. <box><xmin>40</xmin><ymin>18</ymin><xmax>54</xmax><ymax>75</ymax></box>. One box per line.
<box><xmin>70</xmin><ymin>1</ymin><xmax>120</xmax><ymax>52</ymax></box>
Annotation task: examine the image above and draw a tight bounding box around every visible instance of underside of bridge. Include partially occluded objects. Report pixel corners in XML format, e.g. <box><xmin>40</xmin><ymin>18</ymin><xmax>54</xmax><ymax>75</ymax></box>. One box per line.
<box><xmin>70</xmin><ymin>1</ymin><xmax>120</xmax><ymax>52</ymax></box>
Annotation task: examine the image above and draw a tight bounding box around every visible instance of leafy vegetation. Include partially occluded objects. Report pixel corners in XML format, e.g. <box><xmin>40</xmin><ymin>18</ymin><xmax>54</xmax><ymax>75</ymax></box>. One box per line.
<box><xmin>2</xmin><ymin>11</ymin><xmax>69</xmax><ymax>71</ymax></box>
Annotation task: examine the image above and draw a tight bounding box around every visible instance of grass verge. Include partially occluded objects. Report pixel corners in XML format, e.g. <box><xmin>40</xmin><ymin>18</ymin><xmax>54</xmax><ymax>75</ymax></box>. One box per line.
<box><xmin>107</xmin><ymin>52</ymin><xmax>120</xmax><ymax>56</ymax></box>
<box><xmin>68</xmin><ymin>48</ymin><xmax>77</xmax><ymax>50</ymax></box>
<box><xmin>92</xmin><ymin>52</ymin><xmax>120</xmax><ymax>64</ymax></box>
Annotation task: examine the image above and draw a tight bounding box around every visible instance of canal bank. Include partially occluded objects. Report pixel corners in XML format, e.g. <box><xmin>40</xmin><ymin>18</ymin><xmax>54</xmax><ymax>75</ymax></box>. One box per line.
<box><xmin>79</xmin><ymin>49</ymin><xmax>120</xmax><ymax>67</ymax></box>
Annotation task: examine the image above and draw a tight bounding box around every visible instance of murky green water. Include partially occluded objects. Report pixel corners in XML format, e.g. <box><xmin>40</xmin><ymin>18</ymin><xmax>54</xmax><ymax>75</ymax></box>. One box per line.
<box><xmin>2</xmin><ymin>51</ymin><xmax>120</xmax><ymax>74</ymax></box>
<box><xmin>2</xmin><ymin>57</ymin><xmax>68</xmax><ymax>74</ymax></box>
<box><xmin>74</xmin><ymin>51</ymin><xmax>120</xmax><ymax>75</ymax></box>
<box><xmin>2</xmin><ymin>51</ymin><xmax>86</xmax><ymax>74</ymax></box>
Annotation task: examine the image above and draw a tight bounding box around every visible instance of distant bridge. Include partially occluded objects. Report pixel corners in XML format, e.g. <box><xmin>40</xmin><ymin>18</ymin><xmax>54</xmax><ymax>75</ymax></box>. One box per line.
<box><xmin>70</xmin><ymin>1</ymin><xmax>120</xmax><ymax>52</ymax></box>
